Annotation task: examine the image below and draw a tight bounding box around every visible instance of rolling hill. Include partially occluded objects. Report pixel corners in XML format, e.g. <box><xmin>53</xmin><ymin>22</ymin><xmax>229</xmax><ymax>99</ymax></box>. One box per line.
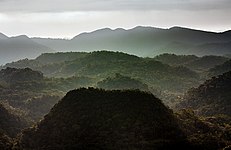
<box><xmin>154</xmin><ymin>53</ymin><xmax>229</xmax><ymax>72</ymax></box>
<box><xmin>97</xmin><ymin>73</ymin><xmax>149</xmax><ymax>91</ymax></box>
<box><xmin>3</xmin><ymin>51</ymin><xmax>200</xmax><ymax>93</ymax></box>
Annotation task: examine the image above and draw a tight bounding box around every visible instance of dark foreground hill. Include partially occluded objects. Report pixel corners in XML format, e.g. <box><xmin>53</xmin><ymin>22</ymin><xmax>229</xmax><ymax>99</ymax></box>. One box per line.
<box><xmin>19</xmin><ymin>88</ymin><xmax>188</xmax><ymax>150</ymax></box>
<box><xmin>177</xmin><ymin>71</ymin><xmax>231</xmax><ymax>116</ymax></box>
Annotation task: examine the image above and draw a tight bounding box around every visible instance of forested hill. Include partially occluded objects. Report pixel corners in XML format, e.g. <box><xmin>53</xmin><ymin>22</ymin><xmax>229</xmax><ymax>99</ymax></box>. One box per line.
<box><xmin>3</xmin><ymin>51</ymin><xmax>200</xmax><ymax>93</ymax></box>
<box><xmin>97</xmin><ymin>74</ymin><xmax>149</xmax><ymax>91</ymax></box>
<box><xmin>177</xmin><ymin>71</ymin><xmax>231</xmax><ymax>116</ymax></box>
<box><xmin>154</xmin><ymin>53</ymin><xmax>229</xmax><ymax>72</ymax></box>
<box><xmin>0</xmin><ymin>67</ymin><xmax>43</xmax><ymax>84</ymax></box>
<box><xmin>208</xmin><ymin>59</ymin><xmax>231</xmax><ymax>77</ymax></box>
<box><xmin>19</xmin><ymin>88</ymin><xmax>187</xmax><ymax>150</ymax></box>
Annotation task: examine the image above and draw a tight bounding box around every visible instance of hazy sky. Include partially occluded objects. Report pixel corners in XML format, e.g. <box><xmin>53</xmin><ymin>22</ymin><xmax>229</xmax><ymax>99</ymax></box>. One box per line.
<box><xmin>0</xmin><ymin>0</ymin><xmax>230</xmax><ymax>38</ymax></box>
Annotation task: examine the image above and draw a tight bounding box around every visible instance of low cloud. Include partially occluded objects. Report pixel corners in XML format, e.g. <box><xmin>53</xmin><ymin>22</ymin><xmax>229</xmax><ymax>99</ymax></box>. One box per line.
<box><xmin>0</xmin><ymin>0</ymin><xmax>230</xmax><ymax>12</ymax></box>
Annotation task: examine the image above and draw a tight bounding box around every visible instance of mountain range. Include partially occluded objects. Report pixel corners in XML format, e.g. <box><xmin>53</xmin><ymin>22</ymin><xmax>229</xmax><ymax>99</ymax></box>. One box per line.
<box><xmin>0</xmin><ymin>34</ymin><xmax>53</xmax><ymax>65</ymax></box>
<box><xmin>1</xmin><ymin>26</ymin><xmax>231</xmax><ymax>65</ymax></box>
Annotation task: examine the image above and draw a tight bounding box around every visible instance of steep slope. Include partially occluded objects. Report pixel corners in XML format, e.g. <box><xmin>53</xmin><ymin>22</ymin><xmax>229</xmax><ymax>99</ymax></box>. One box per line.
<box><xmin>19</xmin><ymin>88</ymin><xmax>187</xmax><ymax>150</ymax></box>
<box><xmin>0</xmin><ymin>35</ymin><xmax>53</xmax><ymax>65</ymax></box>
<box><xmin>0</xmin><ymin>68</ymin><xmax>61</xmax><ymax>122</ymax></box>
<box><xmin>208</xmin><ymin>59</ymin><xmax>231</xmax><ymax>77</ymax></box>
<box><xmin>0</xmin><ymin>104</ymin><xmax>28</xmax><ymax>137</ymax></box>
<box><xmin>176</xmin><ymin>109</ymin><xmax>231</xmax><ymax>150</ymax></box>
<box><xmin>32</xmin><ymin>26</ymin><xmax>231</xmax><ymax>57</ymax></box>
<box><xmin>177</xmin><ymin>71</ymin><xmax>231</xmax><ymax>116</ymax></box>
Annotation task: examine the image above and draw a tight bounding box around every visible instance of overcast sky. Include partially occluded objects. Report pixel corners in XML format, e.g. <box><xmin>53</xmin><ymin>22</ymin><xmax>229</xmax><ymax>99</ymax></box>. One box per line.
<box><xmin>0</xmin><ymin>0</ymin><xmax>230</xmax><ymax>38</ymax></box>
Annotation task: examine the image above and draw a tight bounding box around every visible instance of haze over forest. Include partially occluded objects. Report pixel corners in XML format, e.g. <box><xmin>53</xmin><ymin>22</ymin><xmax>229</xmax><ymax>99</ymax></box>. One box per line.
<box><xmin>1</xmin><ymin>0</ymin><xmax>231</xmax><ymax>150</ymax></box>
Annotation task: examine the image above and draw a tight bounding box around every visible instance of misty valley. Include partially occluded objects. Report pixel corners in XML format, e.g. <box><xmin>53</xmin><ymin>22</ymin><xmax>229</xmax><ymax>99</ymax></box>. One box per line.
<box><xmin>0</xmin><ymin>27</ymin><xmax>231</xmax><ymax>150</ymax></box>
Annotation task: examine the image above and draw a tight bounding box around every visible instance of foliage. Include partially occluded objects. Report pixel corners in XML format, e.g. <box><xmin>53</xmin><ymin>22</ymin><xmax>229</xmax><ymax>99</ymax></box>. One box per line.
<box><xmin>154</xmin><ymin>53</ymin><xmax>198</xmax><ymax>66</ymax></box>
<box><xmin>19</xmin><ymin>88</ymin><xmax>187</xmax><ymax>150</ymax></box>
<box><xmin>0</xmin><ymin>132</ymin><xmax>13</xmax><ymax>150</ymax></box>
<box><xmin>208</xmin><ymin>59</ymin><xmax>231</xmax><ymax>77</ymax></box>
<box><xmin>0</xmin><ymin>104</ymin><xmax>28</xmax><ymax>137</ymax></box>
<box><xmin>176</xmin><ymin>109</ymin><xmax>231</xmax><ymax>149</ymax></box>
<box><xmin>177</xmin><ymin>71</ymin><xmax>231</xmax><ymax>116</ymax></box>
<box><xmin>97</xmin><ymin>73</ymin><xmax>149</xmax><ymax>91</ymax></box>
<box><xmin>3</xmin><ymin>51</ymin><xmax>200</xmax><ymax>93</ymax></box>
<box><xmin>154</xmin><ymin>53</ymin><xmax>228</xmax><ymax>72</ymax></box>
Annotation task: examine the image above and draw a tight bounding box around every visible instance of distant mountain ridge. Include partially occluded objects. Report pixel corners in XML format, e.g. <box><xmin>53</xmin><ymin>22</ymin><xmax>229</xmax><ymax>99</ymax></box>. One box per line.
<box><xmin>0</xmin><ymin>34</ymin><xmax>53</xmax><ymax>65</ymax></box>
<box><xmin>1</xmin><ymin>26</ymin><xmax>231</xmax><ymax>65</ymax></box>
<box><xmin>32</xmin><ymin>26</ymin><xmax>231</xmax><ymax>57</ymax></box>
<box><xmin>0</xmin><ymin>33</ymin><xmax>8</xmax><ymax>40</ymax></box>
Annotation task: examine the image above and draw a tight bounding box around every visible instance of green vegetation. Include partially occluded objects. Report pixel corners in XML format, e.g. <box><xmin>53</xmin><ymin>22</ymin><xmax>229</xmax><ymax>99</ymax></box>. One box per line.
<box><xmin>1</xmin><ymin>51</ymin><xmax>231</xmax><ymax>149</ymax></box>
<box><xmin>154</xmin><ymin>53</ymin><xmax>228</xmax><ymax>72</ymax></box>
<box><xmin>97</xmin><ymin>73</ymin><xmax>149</xmax><ymax>91</ymax></box>
<box><xmin>154</xmin><ymin>53</ymin><xmax>198</xmax><ymax>66</ymax></box>
<box><xmin>177</xmin><ymin>71</ymin><xmax>231</xmax><ymax>116</ymax></box>
<box><xmin>19</xmin><ymin>88</ymin><xmax>188</xmax><ymax>150</ymax></box>
<box><xmin>0</xmin><ymin>67</ymin><xmax>94</xmax><ymax>124</ymax></box>
<box><xmin>176</xmin><ymin>109</ymin><xmax>231</xmax><ymax>149</ymax></box>
<box><xmin>4</xmin><ymin>51</ymin><xmax>200</xmax><ymax>93</ymax></box>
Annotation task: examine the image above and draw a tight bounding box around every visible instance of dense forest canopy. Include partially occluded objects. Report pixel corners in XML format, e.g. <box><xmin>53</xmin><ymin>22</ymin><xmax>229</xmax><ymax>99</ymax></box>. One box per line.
<box><xmin>0</xmin><ymin>51</ymin><xmax>231</xmax><ymax>149</ymax></box>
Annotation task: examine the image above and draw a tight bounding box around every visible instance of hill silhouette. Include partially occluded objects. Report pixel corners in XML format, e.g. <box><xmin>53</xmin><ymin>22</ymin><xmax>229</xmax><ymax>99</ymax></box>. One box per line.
<box><xmin>0</xmin><ymin>33</ymin><xmax>8</xmax><ymax>40</ymax></box>
<box><xmin>19</xmin><ymin>88</ymin><xmax>187</xmax><ymax>150</ymax></box>
<box><xmin>1</xmin><ymin>26</ymin><xmax>231</xmax><ymax>65</ymax></box>
<box><xmin>0</xmin><ymin>35</ymin><xmax>53</xmax><ymax>65</ymax></box>
<box><xmin>32</xmin><ymin>26</ymin><xmax>231</xmax><ymax>57</ymax></box>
